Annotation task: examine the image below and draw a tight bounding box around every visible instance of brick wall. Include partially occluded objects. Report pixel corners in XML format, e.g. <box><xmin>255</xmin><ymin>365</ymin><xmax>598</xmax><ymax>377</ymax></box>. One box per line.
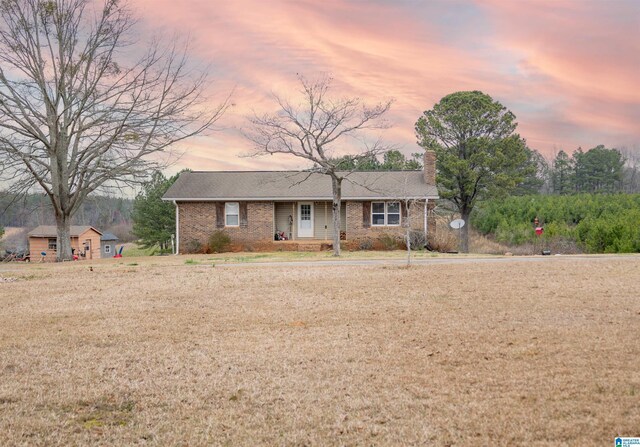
<box><xmin>178</xmin><ymin>201</ymin><xmax>274</xmax><ymax>253</ymax></box>
<box><xmin>178</xmin><ymin>199</ymin><xmax>437</xmax><ymax>252</ymax></box>
<box><xmin>346</xmin><ymin>200</ymin><xmax>437</xmax><ymax>243</ymax></box>
<box><xmin>423</xmin><ymin>151</ymin><xmax>436</xmax><ymax>185</ymax></box>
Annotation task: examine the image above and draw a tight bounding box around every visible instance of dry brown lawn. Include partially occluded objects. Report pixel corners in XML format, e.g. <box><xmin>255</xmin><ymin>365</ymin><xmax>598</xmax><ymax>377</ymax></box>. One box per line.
<box><xmin>0</xmin><ymin>255</ymin><xmax>639</xmax><ymax>446</ymax></box>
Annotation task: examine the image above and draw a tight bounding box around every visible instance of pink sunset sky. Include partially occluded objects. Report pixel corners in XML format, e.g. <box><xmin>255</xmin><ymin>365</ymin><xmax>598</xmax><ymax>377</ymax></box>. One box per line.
<box><xmin>131</xmin><ymin>0</ymin><xmax>640</xmax><ymax>172</ymax></box>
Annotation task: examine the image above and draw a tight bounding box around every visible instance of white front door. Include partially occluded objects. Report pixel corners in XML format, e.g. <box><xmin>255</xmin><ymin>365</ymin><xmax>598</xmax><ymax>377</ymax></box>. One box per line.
<box><xmin>298</xmin><ymin>202</ymin><xmax>314</xmax><ymax>238</ymax></box>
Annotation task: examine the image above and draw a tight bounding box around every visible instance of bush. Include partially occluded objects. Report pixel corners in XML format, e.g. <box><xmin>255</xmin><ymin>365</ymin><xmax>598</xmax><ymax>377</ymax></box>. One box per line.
<box><xmin>208</xmin><ymin>231</ymin><xmax>231</xmax><ymax>253</ymax></box>
<box><xmin>184</xmin><ymin>239</ymin><xmax>203</xmax><ymax>254</ymax></box>
<box><xmin>358</xmin><ymin>238</ymin><xmax>374</xmax><ymax>250</ymax></box>
<box><xmin>472</xmin><ymin>193</ymin><xmax>640</xmax><ymax>253</ymax></box>
<box><xmin>377</xmin><ymin>233</ymin><xmax>401</xmax><ymax>251</ymax></box>
<box><xmin>407</xmin><ymin>230</ymin><xmax>427</xmax><ymax>250</ymax></box>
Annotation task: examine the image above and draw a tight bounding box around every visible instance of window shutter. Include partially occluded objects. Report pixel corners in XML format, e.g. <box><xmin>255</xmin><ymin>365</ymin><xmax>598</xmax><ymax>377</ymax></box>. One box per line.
<box><xmin>239</xmin><ymin>202</ymin><xmax>248</xmax><ymax>227</ymax></box>
<box><xmin>362</xmin><ymin>201</ymin><xmax>371</xmax><ymax>228</ymax></box>
<box><xmin>401</xmin><ymin>202</ymin><xmax>408</xmax><ymax>220</ymax></box>
<box><xmin>216</xmin><ymin>202</ymin><xmax>225</xmax><ymax>228</ymax></box>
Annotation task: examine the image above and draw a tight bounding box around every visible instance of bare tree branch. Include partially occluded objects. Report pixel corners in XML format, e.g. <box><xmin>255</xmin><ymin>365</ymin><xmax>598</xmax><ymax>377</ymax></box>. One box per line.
<box><xmin>244</xmin><ymin>74</ymin><xmax>393</xmax><ymax>256</ymax></box>
<box><xmin>0</xmin><ymin>0</ymin><xmax>229</xmax><ymax>260</ymax></box>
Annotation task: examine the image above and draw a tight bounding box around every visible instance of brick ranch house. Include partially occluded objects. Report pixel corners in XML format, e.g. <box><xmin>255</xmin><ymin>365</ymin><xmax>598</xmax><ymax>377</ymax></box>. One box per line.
<box><xmin>163</xmin><ymin>152</ymin><xmax>438</xmax><ymax>253</ymax></box>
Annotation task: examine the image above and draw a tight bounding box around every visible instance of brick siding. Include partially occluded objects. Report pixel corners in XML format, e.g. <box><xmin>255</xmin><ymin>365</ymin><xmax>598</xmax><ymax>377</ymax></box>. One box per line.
<box><xmin>346</xmin><ymin>200</ymin><xmax>437</xmax><ymax>243</ymax></box>
<box><xmin>178</xmin><ymin>201</ymin><xmax>274</xmax><ymax>253</ymax></box>
<box><xmin>178</xmin><ymin>199</ymin><xmax>437</xmax><ymax>253</ymax></box>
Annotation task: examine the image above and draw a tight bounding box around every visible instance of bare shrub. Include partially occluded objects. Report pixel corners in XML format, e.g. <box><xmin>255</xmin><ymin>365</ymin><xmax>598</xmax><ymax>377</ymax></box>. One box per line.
<box><xmin>358</xmin><ymin>238</ymin><xmax>374</xmax><ymax>250</ymax></box>
<box><xmin>407</xmin><ymin>230</ymin><xmax>427</xmax><ymax>250</ymax></box>
<box><xmin>377</xmin><ymin>233</ymin><xmax>401</xmax><ymax>251</ymax></box>
<box><xmin>0</xmin><ymin>227</ymin><xmax>28</xmax><ymax>251</ymax></box>
<box><xmin>208</xmin><ymin>231</ymin><xmax>231</xmax><ymax>253</ymax></box>
<box><xmin>469</xmin><ymin>230</ymin><xmax>511</xmax><ymax>255</ymax></box>
<box><xmin>184</xmin><ymin>239</ymin><xmax>204</xmax><ymax>254</ymax></box>
<box><xmin>429</xmin><ymin>218</ymin><xmax>459</xmax><ymax>252</ymax></box>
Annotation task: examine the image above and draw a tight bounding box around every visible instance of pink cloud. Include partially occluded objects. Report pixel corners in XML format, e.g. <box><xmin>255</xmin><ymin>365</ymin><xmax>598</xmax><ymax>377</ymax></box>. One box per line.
<box><xmin>129</xmin><ymin>0</ymin><xmax>640</xmax><ymax>172</ymax></box>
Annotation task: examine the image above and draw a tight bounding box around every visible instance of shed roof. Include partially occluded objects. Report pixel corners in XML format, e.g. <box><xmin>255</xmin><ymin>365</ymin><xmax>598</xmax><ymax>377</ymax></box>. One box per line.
<box><xmin>28</xmin><ymin>225</ymin><xmax>102</xmax><ymax>237</ymax></box>
<box><xmin>163</xmin><ymin>171</ymin><xmax>438</xmax><ymax>201</ymax></box>
<box><xmin>100</xmin><ymin>232</ymin><xmax>119</xmax><ymax>241</ymax></box>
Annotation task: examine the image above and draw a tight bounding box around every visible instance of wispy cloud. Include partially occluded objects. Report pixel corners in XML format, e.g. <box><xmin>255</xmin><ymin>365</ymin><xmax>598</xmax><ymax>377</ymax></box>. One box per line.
<box><xmin>131</xmin><ymin>0</ymin><xmax>640</xmax><ymax>171</ymax></box>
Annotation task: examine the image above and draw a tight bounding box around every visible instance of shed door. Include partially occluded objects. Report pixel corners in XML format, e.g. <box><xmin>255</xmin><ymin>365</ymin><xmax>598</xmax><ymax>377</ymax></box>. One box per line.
<box><xmin>298</xmin><ymin>202</ymin><xmax>314</xmax><ymax>238</ymax></box>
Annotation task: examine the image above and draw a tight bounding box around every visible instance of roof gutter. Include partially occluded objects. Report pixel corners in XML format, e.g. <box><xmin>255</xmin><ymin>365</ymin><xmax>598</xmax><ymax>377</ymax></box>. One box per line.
<box><xmin>162</xmin><ymin>195</ymin><xmax>439</xmax><ymax>202</ymax></box>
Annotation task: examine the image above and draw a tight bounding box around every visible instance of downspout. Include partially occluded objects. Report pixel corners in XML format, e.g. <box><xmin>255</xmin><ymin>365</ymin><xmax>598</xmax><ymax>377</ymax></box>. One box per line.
<box><xmin>424</xmin><ymin>197</ymin><xmax>428</xmax><ymax>243</ymax></box>
<box><xmin>174</xmin><ymin>201</ymin><xmax>179</xmax><ymax>255</ymax></box>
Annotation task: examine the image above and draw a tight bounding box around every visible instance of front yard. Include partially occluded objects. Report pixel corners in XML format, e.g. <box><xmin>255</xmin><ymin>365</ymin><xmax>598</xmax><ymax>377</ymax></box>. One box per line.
<box><xmin>0</xmin><ymin>255</ymin><xmax>638</xmax><ymax>445</ymax></box>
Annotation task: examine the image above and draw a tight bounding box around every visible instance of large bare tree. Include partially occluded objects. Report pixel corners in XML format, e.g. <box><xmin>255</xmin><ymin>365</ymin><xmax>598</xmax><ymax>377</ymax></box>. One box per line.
<box><xmin>246</xmin><ymin>75</ymin><xmax>392</xmax><ymax>256</ymax></box>
<box><xmin>0</xmin><ymin>0</ymin><xmax>227</xmax><ymax>260</ymax></box>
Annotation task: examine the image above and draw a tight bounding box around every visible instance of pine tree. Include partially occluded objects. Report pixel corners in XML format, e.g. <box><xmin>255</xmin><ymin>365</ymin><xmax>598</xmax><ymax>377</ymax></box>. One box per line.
<box><xmin>552</xmin><ymin>150</ymin><xmax>574</xmax><ymax>194</ymax></box>
<box><xmin>132</xmin><ymin>171</ymin><xmax>182</xmax><ymax>251</ymax></box>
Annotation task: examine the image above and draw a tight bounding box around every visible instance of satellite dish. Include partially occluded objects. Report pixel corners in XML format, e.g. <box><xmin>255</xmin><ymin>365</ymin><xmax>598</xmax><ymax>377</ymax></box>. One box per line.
<box><xmin>450</xmin><ymin>219</ymin><xmax>465</xmax><ymax>229</ymax></box>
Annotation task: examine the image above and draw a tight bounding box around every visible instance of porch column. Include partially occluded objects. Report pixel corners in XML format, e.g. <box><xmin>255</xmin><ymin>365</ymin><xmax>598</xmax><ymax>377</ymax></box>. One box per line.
<box><xmin>324</xmin><ymin>202</ymin><xmax>328</xmax><ymax>240</ymax></box>
<box><xmin>291</xmin><ymin>203</ymin><xmax>295</xmax><ymax>240</ymax></box>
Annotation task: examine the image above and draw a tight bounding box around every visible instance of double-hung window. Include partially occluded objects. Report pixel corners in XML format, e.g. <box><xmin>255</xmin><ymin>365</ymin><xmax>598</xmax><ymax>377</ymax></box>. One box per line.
<box><xmin>225</xmin><ymin>202</ymin><xmax>239</xmax><ymax>226</ymax></box>
<box><xmin>386</xmin><ymin>202</ymin><xmax>400</xmax><ymax>225</ymax></box>
<box><xmin>371</xmin><ymin>202</ymin><xmax>401</xmax><ymax>226</ymax></box>
<box><xmin>372</xmin><ymin>202</ymin><xmax>386</xmax><ymax>225</ymax></box>
<box><xmin>48</xmin><ymin>238</ymin><xmax>57</xmax><ymax>250</ymax></box>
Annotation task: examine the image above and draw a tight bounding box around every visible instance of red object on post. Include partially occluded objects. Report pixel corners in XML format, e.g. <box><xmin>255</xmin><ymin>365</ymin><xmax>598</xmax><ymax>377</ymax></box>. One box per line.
<box><xmin>535</xmin><ymin>227</ymin><xmax>544</xmax><ymax>236</ymax></box>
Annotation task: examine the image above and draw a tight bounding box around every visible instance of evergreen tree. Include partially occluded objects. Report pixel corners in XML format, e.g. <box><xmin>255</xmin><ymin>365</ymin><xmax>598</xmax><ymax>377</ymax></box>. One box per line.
<box><xmin>573</xmin><ymin>146</ymin><xmax>624</xmax><ymax>193</ymax></box>
<box><xmin>327</xmin><ymin>150</ymin><xmax>423</xmax><ymax>171</ymax></box>
<box><xmin>514</xmin><ymin>148</ymin><xmax>547</xmax><ymax>195</ymax></box>
<box><xmin>415</xmin><ymin>90</ymin><xmax>534</xmax><ymax>252</ymax></box>
<box><xmin>552</xmin><ymin>150</ymin><xmax>574</xmax><ymax>194</ymax></box>
<box><xmin>132</xmin><ymin>171</ymin><xmax>182</xmax><ymax>251</ymax></box>
<box><xmin>380</xmin><ymin>150</ymin><xmax>422</xmax><ymax>170</ymax></box>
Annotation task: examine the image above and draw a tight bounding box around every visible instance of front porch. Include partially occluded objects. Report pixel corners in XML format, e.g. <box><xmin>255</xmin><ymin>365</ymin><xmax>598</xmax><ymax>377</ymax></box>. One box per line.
<box><xmin>272</xmin><ymin>239</ymin><xmax>335</xmax><ymax>252</ymax></box>
<box><xmin>273</xmin><ymin>201</ymin><xmax>346</xmax><ymax>242</ymax></box>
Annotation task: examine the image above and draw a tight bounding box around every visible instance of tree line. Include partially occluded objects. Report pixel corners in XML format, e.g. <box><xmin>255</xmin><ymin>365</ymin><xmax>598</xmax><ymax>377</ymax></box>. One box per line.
<box><xmin>327</xmin><ymin>145</ymin><xmax>638</xmax><ymax>196</ymax></box>
<box><xmin>473</xmin><ymin>194</ymin><xmax>640</xmax><ymax>253</ymax></box>
<box><xmin>547</xmin><ymin>146</ymin><xmax>638</xmax><ymax>194</ymax></box>
<box><xmin>0</xmin><ymin>192</ymin><xmax>133</xmax><ymax>229</ymax></box>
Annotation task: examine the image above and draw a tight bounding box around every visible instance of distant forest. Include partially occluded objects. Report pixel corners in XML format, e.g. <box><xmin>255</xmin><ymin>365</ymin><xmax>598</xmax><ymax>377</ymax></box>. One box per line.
<box><xmin>0</xmin><ymin>192</ymin><xmax>133</xmax><ymax>232</ymax></box>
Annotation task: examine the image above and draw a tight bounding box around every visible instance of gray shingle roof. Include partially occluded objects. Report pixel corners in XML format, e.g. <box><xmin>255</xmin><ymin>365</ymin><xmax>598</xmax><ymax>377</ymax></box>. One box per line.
<box><xmin>28</xmin><ymin>225</ymin><xmax>102</xmax><ymax>237</ymax></box>
<box><xmin>100</xmin><ymin>232</ymin><xmax>119</xmax><ymax>241</ymax></box>
<box><xmin>163</xmin><ymin>171</ymin><xmax>438</xmax><ymax>201</ymax></box>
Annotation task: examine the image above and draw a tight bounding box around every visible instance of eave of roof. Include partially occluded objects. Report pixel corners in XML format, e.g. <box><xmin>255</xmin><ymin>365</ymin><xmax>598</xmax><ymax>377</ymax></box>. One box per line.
<box><xmin>164</xmin><ymin>196</ymin><xmax>438</xmax><ymax>201</ymax></box>
<box><xmin>27</xmin><ymin>225</ymin><xmax>103</xmax><ymax>237</ymax></box>
<box><xmin>162</xmin><ymin>170</ymin><xmax>439</xmax><ymax>201</ymax></box>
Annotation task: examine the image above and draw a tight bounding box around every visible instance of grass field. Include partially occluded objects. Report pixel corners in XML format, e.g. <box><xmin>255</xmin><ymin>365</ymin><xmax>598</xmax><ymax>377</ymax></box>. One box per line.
<box><xmin>1</xmin><ymin>255</ymin><xmax>639</xmax><ymax>445</ymax></box>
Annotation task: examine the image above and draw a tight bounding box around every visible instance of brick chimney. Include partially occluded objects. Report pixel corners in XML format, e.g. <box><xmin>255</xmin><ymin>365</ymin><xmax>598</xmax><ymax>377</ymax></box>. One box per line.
<box><xmin>423</xmin><ymin>150</ymin><xmax>436</xmax><ymax>185</ymax></box>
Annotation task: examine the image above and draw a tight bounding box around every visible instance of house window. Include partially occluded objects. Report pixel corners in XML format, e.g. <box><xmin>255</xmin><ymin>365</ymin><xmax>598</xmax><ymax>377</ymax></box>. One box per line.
<box><xmin>371</xmin><ymin>202</ymin><xmax>401</xmax><ymax>226</ymax></box>
<box><xmin>105</xmin><ymin>245</ymin><xmax>111</xmax><ymax>254</ymax></box>
<box><xmin>48</xmin><ymin>238</ymin><xmax>57</xmax><ymax>250</ymax></box>
<box><xmin>225</xmin><ymin>202</ymin><xmax>239</xmax><ymax>226</ymax></box>
<box><xmin>387</xmin><ymin>202</ymin><xmax>400</xmax><ymax>225</ymax></box>
<box><xmin>372</xmin><ymin>202</ymin><xmax>386</xmax><ymax>225</ymax></box>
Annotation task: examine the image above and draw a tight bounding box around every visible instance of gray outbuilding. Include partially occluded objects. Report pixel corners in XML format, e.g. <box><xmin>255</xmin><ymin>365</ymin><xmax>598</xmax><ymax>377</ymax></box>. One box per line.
<box><xmin>100</xmin><ymin>232</ymin><xmax>119</xmax><ymax>258</ymax></box>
